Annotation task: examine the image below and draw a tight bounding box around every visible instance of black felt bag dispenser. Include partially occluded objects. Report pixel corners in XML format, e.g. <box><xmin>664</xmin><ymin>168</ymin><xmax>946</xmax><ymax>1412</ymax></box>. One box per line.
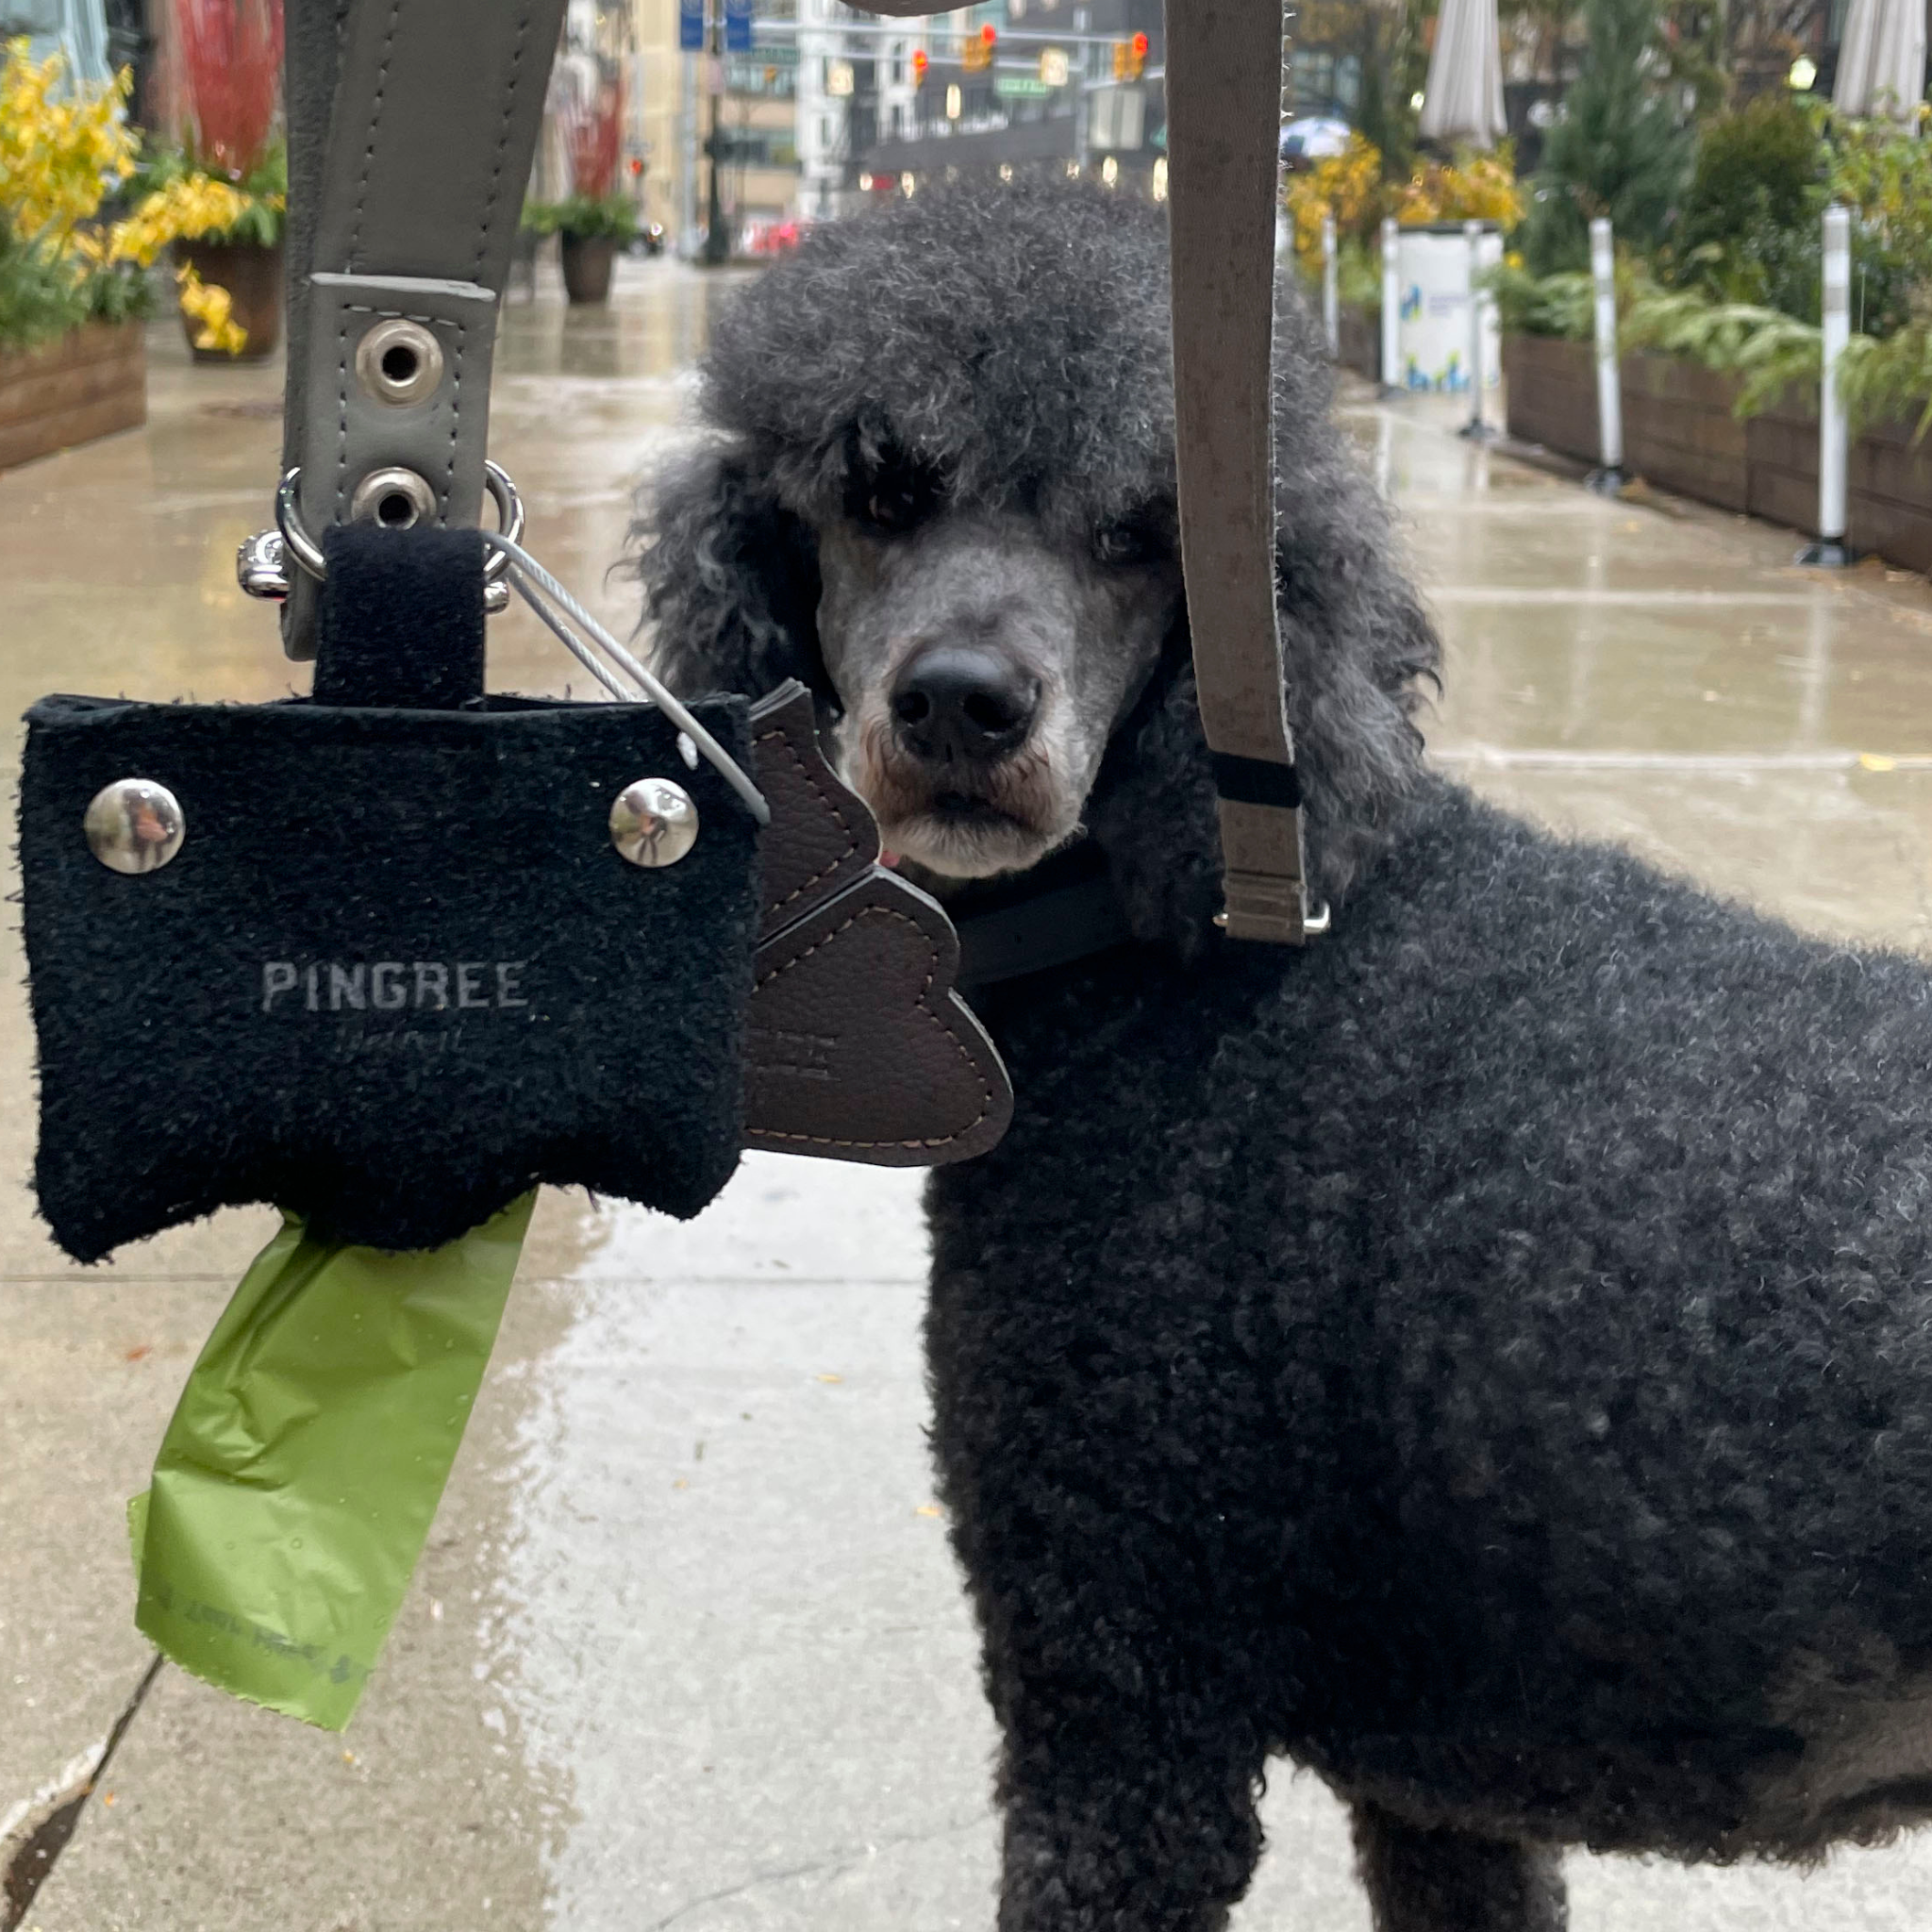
<box><xmin>20</xmin><ymin>528</ymin><xmax>760</xmax><ymax>1262</ymax></box>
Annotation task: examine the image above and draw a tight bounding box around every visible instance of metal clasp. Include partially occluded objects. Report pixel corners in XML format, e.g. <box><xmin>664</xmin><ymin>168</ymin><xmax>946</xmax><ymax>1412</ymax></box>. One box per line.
<box><xmin>236</xmin><ymin>460</ymin><xmax>525</xmax><ymax>615</ymax></box>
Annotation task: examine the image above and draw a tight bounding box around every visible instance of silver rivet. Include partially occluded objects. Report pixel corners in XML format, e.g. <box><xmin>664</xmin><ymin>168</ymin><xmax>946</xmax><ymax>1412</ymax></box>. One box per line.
<box><xmin>349</xmin><ymin>466</ymin><xmax>438</xmax><ymax>529</ymax></box>
<box><xmin>610</xmin><ymin>778</ymin><xmax>699</xmax><ymax>868</ymax></box>
<box><xmin>85</xmin><ymin>779</ymin><xmax>185</xmax><ymax>874</ymax></box>
<box><xmin>354</xmin><ymin>318</ymin><xmax>444</xmax><ymax>408</ymax></box>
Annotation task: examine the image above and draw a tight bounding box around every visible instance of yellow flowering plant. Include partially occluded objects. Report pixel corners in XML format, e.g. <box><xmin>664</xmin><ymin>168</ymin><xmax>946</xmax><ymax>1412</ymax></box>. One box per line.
<box><xmin>0</xmin><ymin>41</ymin><xmax>280</xmax><ymax>356</ymax></box>
<box><xmin>1284</xmin><ymin>132</ymin><xmax>1386</xmax><ymax>261</ymax></box>
<box><xmin>1395</xmin><ymin>146</ymin><xmax>1525</xmax><ymax>227</ymax></box>
<box><xmin>1284</xmin><ymin>133</ymin><xmax>1525</xmax><ymax>315</ymax></box>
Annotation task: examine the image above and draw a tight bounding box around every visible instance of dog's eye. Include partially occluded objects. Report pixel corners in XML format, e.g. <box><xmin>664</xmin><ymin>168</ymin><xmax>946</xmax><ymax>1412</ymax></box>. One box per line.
<box><xmin>1092</xmin><ymin>515</ymin><xmax>1166</xmax><ymax>568</ymax></box>
<box><xmin>850</xmin><ymin>456</ymin><xmax>941</xmax><ymax>536</ymax></box>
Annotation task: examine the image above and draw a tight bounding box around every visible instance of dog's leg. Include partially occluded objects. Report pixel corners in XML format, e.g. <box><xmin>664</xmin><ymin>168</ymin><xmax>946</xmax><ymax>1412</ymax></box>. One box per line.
<box><xmin>1350</xmin><ymin>1802</ymin><xmax>1566</xmax><ymax>1932</ymax></box>
<box><xmin>992</xmin><ymin>1691</ymin><xmax>1267</xmax><ymax>1932</ymax></box>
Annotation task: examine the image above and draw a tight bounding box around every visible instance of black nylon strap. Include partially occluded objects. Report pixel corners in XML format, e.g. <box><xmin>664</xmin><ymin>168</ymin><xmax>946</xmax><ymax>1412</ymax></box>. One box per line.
<box><xmin>1210</xmin><ymin>752</ymin><xmax>1303</xmax><ymax>811</ymax></box>
<box><xmin>955</xmin><ymin>872</ymin><xmax>1133</xmax><ymax>995</ymax></box>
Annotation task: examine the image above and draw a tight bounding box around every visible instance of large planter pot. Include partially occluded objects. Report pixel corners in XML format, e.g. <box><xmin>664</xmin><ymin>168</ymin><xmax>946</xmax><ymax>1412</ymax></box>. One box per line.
<box><xmin>559</xmin><ymin>234</ymin><xmax>617</xmax><ymax>306</ymax></box>
<box><xmin>175</xmin><ymin>238</ymin><xmax>284</xmax><ymax>363</ymax></box>
<box><xmin>0</xmin><ymin>321</ymin><xmax>146</xmax><ymax>473</ymax></box>
<box><xmin>1502</xmin><ymin>334</ymin><xmax>1600</xmax><ymax>465</ymax></box>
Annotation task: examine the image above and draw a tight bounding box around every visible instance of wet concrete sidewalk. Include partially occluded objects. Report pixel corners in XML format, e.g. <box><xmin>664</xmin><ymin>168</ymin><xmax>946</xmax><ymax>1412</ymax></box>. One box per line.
<box><xmin>8</xmin><ymin>262</ymin><xmax>1932</xmax><ymax>1930</ymax></box>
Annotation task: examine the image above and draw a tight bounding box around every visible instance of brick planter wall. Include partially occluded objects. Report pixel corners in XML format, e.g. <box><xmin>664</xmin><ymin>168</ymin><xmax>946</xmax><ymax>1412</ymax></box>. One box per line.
<box><xmin>1848</xmin><ymin>415</ymin><xmax>1932</xmax><ymax>575</ymax></box>
<box><xmin>0</xmin><ymin>321</ymin><xmax>146</xmax><ymax>474</ymax></box>
<box><xmin>1500</xmin><ymin>335</ymin><xmax>1932</xmax><ymax>575</ymax></box>
<box><xmin>1502</xmin><ymin>335</ymin><xmax>1599</xmax><ymax>464</ymax></box>
<box><xmin>1621</xmin><ymin>351</ymin><xmax>1752</xmax><ymax>512</ymax></box>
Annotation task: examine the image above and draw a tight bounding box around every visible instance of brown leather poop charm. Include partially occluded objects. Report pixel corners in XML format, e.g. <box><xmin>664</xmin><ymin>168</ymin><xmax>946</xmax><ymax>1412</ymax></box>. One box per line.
<box><xmin>742</xmin><ymin>683</ymin><xmax>1012</xmax><ymax>1165</ymax></box>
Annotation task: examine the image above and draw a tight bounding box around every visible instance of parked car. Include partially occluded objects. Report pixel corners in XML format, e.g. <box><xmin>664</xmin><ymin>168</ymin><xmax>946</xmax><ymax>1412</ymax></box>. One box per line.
<box><xmin>1279</xmin><ymin>116</ymin><xmax>1351</xmax><ymax>171</ymax></box>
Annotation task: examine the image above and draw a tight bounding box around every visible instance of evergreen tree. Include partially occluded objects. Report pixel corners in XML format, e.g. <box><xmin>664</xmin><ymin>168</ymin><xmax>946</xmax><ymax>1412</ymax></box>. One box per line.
<box><xmin>1522</xmin><ymin>0</ymin><xmax>1692</xmax><ymax>275</ymax></box>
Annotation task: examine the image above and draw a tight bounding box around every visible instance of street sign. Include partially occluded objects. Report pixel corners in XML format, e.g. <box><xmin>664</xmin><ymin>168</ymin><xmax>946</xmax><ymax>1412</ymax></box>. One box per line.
<box><xmin>996</xmin><ymin>73</ymin><xmax>1052</xmax><ymax>96</ymax></box>
<box><xmin>724</xmin><ymin>0</ymin><xmax>751</xmax><ymax>54</ymax></box>
<box><xmin>678</xmin><ymin>0</ymin><xmax>704</xmax><ymax>52</ymax></box>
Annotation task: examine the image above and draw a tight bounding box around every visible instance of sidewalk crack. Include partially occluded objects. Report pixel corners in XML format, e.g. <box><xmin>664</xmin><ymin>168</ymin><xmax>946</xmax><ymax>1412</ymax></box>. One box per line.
<box><xmin>647</xmin><ymin>1815</ymin><xmax>984</xmax><ymax>1928</ymax></box>
<box><xmin>2</xmin><ymin>1654</ymin><xmax>163</xmax><ymax>1930</ymax></box>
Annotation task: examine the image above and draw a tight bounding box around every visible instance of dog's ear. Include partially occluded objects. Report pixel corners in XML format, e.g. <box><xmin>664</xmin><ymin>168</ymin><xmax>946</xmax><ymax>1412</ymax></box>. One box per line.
<box><xmin>631</xmin><ymin>444</ymin><xmax>832</xmax><ymax>706</ymax></box>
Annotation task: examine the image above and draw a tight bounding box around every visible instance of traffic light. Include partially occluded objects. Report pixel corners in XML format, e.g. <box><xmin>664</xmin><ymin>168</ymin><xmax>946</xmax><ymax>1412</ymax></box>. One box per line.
<box><xmin>963</xmin><ymin>21</ymin><xmax>996</xmax><ymax>72</ymax></box>
<box><xmin>1125</xmin><ymin>30</ymin><xmax>1149</xmax><ymax>80</ymax></box>
<box><xmin>911</xmin><ymin>46</ymin><xmax>929</xmax><ymax>85</ymax></box>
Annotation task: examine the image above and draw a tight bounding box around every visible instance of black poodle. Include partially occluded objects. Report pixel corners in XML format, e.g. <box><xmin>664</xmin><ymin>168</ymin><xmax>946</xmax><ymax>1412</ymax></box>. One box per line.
<box><xmin>634</xmin><ymin>180</ymin><xmax>1932</xmax><ymax>1932</ymax></box>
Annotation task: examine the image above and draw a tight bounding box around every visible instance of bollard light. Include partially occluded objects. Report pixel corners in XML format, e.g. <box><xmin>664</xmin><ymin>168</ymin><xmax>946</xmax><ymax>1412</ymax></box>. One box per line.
<box><xmin>1322</xmin><ymin>211</ymin><xmax>1339</xmax><ymax>361</ymax></box>
<box><xmin>1800</xmin><ymin>203</ymin><xmax>1854</xmax><ymax>567</ymax></box>
<box><xmin>1458</xmin><ymin>219</ymin><xmax>1495</xmax><ymax>441</ymax></box>
<box><xmin>1380</xmin><ymin>216</ymin><xmax>1400</xmax><ymax>396</ymax></box>
<box><xmin>1588</xmin><ymin>216</ymin><xmax>1624</xmax><ymax>492</ymax></box>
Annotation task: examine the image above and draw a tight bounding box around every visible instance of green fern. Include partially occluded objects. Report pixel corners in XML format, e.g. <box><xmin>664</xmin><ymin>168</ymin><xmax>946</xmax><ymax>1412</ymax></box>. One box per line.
<box><xmin>1622</xmin><ymin>291</ymin><xmax>1824</xmax><ymax>415</ymax></box>
<box><xmin>1484</xmin><ymin>262</ymin><xmax>1596</xmax><ymax>340</ymax></box>
<box><xmin>1839</xmin><ymin>328</ymin><xmax>1932</xmax><ymax>441</ymax></box>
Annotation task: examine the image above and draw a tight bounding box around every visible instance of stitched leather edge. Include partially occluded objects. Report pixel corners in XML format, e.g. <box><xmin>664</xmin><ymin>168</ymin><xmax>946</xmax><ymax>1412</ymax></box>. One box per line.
<box><xmin>340</xmin><ymin>303</ymin><xmax>467</xmax><ymax>520</ymax></box>
<box><xmin>756</xmin><ymin>724</ymin><xmax>860</xmax><ymax>922</ymax></box>
<box><xmin>749</xmin><ymin>901</ymin><xmax>992</xmax><ymax>1149</ymax></box>
<box><xmin>475</xmin><ymin>7</ymin><xmax>534</xmax><ymax>282</ymax></box>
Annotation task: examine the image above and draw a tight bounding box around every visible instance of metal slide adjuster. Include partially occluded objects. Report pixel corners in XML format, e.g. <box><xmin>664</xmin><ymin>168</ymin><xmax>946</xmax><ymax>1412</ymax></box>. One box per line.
<box><xmin>237</xmin><ymin>460</ymin><xmax>525</xmax><ymax>615</ymax></box>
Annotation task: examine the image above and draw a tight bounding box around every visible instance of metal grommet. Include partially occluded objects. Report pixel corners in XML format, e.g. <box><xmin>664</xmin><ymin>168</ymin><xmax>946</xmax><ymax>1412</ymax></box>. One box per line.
<box><xmin>85</xmin><ymin>779</ymin><xmax>185</xmax><ymax>874</ymax></box>
<box><xmin>349</xmin><ymin>466</ymin><xmax>439</xmax><ymax>530</ymax></box>
<box><xmin>354</xmin><ymin>318</ymin><xmax>443</xmax><ymax>407</ymax></box>
<box><xmin>609</xmin><ymin>778</ymin><xmax>699</xmax><ymax>868</ymax></box>
<box><xmin>272</xmin><ymin>462</ymin><xmax>525</xmax><ymax>590</ymax></box>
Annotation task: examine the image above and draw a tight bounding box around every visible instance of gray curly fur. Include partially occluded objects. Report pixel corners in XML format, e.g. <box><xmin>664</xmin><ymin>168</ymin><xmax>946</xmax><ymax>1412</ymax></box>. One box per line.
<box><xmin>634</xmin><ymin>182</ymin><xmax>1932</xmax><ymax>1932</ymax></box>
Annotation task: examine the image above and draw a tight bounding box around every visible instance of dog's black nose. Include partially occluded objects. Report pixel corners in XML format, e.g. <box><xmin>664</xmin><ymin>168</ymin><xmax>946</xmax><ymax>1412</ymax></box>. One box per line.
<box><xmin>891</xmin><ymin>647</ymin><xmax>1040</xmax><ymax>765</ymax></box>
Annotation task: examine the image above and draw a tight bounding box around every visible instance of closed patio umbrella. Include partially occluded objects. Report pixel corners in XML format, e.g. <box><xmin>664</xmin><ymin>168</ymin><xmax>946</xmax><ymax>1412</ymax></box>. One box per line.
<box><xmin>1835</xmin><ymin>0</ymin><xmax>1927</xmax><ymax>122</ymax></box>
<box><xmin>1418</xmin><ymin>0</ymin><xmax>1507</xmax><ymax>150</ymax></box>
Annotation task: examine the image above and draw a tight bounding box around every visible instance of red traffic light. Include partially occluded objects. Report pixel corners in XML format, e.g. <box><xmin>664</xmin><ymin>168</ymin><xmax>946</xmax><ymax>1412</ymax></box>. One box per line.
<box><xmin>911</xmin><ymin>46</ymin><xmax>929</xmax><ymax>81</ymax></box>
<box><xmin>1132</xmin><ymin>30</ymin><xmax>1149</xmax><ymax>56</ymax></box>
<box><xmin>980</xmin><ymin>21</ymin><xmax>997</xmax><ymax>44</ymax></box>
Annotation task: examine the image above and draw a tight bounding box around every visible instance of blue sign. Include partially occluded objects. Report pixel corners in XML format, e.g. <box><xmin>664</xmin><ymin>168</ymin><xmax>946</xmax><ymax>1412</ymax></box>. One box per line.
<box><xmin>678</xmin><ymin>0</ymin><xmax>704</xmax><ymax>52</ymax></box>
<box><xmin>724</xmin><ymin>0</ymin><xmax>752</xmax><ymax>54</ymax></box>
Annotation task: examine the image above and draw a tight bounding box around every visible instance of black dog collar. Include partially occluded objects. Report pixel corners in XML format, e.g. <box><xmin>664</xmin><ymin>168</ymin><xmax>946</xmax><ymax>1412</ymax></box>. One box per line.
<box><xmin>945</xmin><ymin>840</ymin><xmax>1135</xmax><ymax>996</ymax></box>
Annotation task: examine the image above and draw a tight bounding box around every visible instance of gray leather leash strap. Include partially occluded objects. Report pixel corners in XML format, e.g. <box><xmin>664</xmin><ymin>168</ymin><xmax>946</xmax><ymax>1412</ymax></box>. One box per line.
<box><xmin>847</xmin><ymin>0</ymin><xmax>1316</xmax><ymax>944</ymax></box>
<box><xmin>1162</xmin><ymin>0</ymin><xmax>1317</xmax><ymax>943</ymax></box>
<box><xmin>275</xmin><ymin>0</ymin><xmax>569</xmax><ymax>658</ymax></box>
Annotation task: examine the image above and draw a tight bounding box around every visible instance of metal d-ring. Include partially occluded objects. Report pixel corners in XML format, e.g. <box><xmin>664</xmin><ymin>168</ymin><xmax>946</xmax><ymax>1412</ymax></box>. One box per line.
<box><xmin>273</xmin><ymin>460</ymin><xmax>525</xmax><ymax>587</ymax></box>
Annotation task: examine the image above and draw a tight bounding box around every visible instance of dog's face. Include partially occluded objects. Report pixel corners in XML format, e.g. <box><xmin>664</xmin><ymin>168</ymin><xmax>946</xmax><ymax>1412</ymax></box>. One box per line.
<box><xmin>643</xmin><ymin>180</ymin><xmax>1438</xmax><ymax>921</ymax></box>
<box><xmin>814</xmin><ymin>458</ymin><xmax>1182</xmax><ymax>879</ymax></box>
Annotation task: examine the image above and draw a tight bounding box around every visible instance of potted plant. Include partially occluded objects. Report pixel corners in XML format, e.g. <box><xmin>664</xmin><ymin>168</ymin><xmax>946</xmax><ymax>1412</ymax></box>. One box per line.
<box><xmin>153</xmin><ymin>0</ymin><xmax>287</xmax><ymax>360</ymax></box>
<box><xmin>524</xmin><ymin>192</ymin><xmax>638</xmax><ymax>303</ymax></box>
<box><xmin>523</xmin><ymin>77</ymin><xmax>635</xmax><ymax>305</ymax></box>
<box><xmin>0</xmin><ymin>40</ymin><xmax>264</xmax><ymax>468</ymax></box>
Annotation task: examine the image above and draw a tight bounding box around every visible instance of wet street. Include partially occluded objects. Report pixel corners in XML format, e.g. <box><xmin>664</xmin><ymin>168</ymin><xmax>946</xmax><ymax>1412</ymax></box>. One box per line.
<box><xmin>9</xmin><ymin>258</ymin><xmax>1932</xmax><ymax>1930</ymax></box>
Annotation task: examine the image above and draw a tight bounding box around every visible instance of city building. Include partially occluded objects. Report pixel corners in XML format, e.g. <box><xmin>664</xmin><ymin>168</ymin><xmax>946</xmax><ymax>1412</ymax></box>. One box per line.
<box><xmin>850</xmin><ymin>0</ymin><xmax>1168</xmax><ymax>203</ymax></box>
<box><xmin>620</xmin><ymin>0</ymin><xmax>1173</xmax><ymax>252</ymax></box>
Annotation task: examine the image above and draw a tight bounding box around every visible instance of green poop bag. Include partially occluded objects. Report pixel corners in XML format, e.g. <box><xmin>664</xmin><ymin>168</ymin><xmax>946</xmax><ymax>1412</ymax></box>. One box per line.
<box><xmin>128</xmin><ymin>1193</ymin><xmax>535</xmax><ymax>1730</ymax></box>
